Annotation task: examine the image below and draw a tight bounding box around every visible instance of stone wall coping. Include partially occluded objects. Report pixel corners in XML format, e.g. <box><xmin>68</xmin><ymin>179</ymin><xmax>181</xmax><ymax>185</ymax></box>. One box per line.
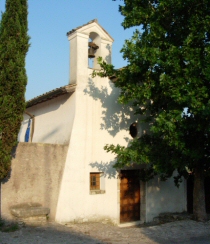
<box><xmin>10</xmin><ymin>203</ymin><xmax>50</xmax><ymax>218</ymax></box>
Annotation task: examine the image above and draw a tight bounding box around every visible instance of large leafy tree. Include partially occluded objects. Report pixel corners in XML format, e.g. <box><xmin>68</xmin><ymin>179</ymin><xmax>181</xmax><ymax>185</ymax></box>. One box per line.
<box><xmin>0</xmin><ymin>0</ymin><xmax>30</xmax><ymax>179</ymax></box>
<box><xmin>94</xmin><ymin>0</ymin><xmax>210</xmax><ymax>221</ymax></box>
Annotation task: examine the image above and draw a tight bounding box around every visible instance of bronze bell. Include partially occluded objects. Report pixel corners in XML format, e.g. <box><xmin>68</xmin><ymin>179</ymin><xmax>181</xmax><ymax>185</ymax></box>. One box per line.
<box><xmin>88</xmin><ymin>46</ymin><xmax>96</xmax><ymax>58</ymax></box>
<box><xmin>88</xmin><ymin>42</ymin><xmax>99</xmax><ymax>58</ymax></box>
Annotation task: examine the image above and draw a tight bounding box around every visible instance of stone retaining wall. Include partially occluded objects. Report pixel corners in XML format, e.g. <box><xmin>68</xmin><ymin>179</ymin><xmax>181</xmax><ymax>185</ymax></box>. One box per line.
<box><xmin>1</xmin><ymin>142</ymin><xmax>68</xmax><ymax>221</ymax></box>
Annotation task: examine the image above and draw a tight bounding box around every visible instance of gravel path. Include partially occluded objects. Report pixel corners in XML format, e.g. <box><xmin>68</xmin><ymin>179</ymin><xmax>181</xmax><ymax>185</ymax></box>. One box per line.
<box><xmin>1</xmin><ymin>220</ymin><xmax>210</xmax><ymax>244</ymax></box>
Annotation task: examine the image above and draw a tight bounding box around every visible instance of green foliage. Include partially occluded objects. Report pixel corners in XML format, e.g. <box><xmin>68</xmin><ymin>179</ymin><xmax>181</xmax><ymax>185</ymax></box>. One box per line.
<box><xmin>95</xmin><ymin>0</ymin><xmax>210</xmax><ymax>184</ymax></box>
<box><xmin>0</xmin><ymin>0</ymin><xmax>30</xmax><ymax>179</ymax></box>
<box><xmin>94</xmin><ymin>0</ymin><xmax>210</xmax><ymax>222</ymax></box>
<box><xmin>0</xmin><ymin>218</ymin><xmax>19</xmax><ymax>232</ymax></box>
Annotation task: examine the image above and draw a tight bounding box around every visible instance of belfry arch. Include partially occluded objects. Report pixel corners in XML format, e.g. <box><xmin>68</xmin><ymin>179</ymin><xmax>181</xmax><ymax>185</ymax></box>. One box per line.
<box><xmin>88</xmin><ymin>32</ymin><xmax>101</xmax><ymax>69</ymax></box>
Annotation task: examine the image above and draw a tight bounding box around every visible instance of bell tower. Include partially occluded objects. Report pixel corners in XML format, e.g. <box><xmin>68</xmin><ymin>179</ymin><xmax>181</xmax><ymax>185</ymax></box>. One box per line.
<box><xmin>67</xmin><ymin>19</ymin><xmax>114</xmax><ymax>84</ymax></box>
<box><xmin>56</xmin><ymin>20</ymin><xmax>115</xmax><ymax>223</ymax></box>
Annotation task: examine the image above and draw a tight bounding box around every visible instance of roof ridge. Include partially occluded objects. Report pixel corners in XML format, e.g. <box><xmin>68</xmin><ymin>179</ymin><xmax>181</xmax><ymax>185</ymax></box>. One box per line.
<box><xmin>67</xmin><ymin>19</ymin><xmax>98</xmax><ymax>36</ymax></box>
<box><xmin>67</xmin><ymin>19</ymin><xmax>113</xmax><ymax>41</ymax></box>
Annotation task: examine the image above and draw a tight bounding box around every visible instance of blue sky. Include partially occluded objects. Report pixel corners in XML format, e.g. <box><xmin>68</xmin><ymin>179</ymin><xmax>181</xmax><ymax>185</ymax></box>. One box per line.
<box><xmin>0</xmin><ymin>0</ymin><xmax>137</xmax><ymax>100</ymax></box>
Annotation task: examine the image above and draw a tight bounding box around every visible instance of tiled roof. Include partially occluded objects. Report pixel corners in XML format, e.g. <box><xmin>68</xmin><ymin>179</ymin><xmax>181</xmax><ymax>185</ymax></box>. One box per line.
<box><xmin>26</xmin><ymin>84</ymin><xmax>76</xmax><ymax>108</ymax></box>
<box><xmin>66</xmin><ymin>19</ymin><xmax>114</xmax><ymax>41</ymax></box>
<box><xmin>67</xmin><ymin>19</ymin><xmax>97</xmax><ymax>36</ymax></box>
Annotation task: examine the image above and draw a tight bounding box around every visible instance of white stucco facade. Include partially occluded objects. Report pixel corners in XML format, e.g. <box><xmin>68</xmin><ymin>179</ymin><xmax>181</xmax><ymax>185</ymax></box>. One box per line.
<box><xmin>55</xmin><ymin>20</ymin><xmax>135</xmax><ymax>224</ymax></box>
<box><xmin>146</xmin><ymin>176</ymin><xmax>186</xmax><ymax>222</ymax></box>
<box><xmin>19</xmin><ymin>92</ymin><xmax>75</xmax><ymax>144</ymax></box>
<box><xmin>19</xmin><ymin>20</ymin><xmax>187</xmax><ymax>225</ymax></box>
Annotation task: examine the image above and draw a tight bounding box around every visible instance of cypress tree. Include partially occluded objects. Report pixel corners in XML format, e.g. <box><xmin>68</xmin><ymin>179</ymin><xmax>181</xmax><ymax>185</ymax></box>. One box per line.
<box><xmin>0</xmin><ymin>0</ymin><xmax>30</xmax><ymax>179</ymax></box>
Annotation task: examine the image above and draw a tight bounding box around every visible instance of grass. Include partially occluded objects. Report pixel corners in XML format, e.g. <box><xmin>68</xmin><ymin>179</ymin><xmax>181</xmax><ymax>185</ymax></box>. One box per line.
<box><xmin>0</xmin><ymin>218</ymin><xmax>19</xmax><ymax>232</ymax></box>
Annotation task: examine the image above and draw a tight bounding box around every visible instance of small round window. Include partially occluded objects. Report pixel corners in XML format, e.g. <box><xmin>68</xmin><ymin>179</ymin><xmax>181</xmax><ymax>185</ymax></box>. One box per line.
<box><xmin>129</xmin><ymin>122</ymin><xmax>138</xmax><ymax>138</ymax></box>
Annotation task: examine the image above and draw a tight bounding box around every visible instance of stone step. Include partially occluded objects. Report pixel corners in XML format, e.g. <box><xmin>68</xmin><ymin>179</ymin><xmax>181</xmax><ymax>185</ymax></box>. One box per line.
<box><xmin>10</xmin><ymin>203</ymin><xmax>50</xmax><ymax>225</ymax></box>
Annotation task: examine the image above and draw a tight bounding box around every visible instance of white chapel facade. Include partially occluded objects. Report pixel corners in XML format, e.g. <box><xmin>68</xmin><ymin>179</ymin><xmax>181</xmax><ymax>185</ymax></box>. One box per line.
<box><xmin>17</xmin><ymin>20</ymin><xmax>187</xmax><ymax>224</ymax></box>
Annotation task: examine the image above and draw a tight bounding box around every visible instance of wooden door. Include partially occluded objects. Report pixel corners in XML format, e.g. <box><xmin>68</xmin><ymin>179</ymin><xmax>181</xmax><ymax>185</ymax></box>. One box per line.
<box><xmin>120</xmin><ymin>170</ymin><xmax>140</xmax><ymax>223</ymax></box>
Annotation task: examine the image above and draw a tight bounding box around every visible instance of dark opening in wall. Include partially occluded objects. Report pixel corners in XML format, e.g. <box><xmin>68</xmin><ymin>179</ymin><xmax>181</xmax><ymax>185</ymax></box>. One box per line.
<box><xmin>187</xmin><ymin>175</ymin><xmax>210</xmax><ymax>214</ymax></box>
<box><xmin>129</xmin><ymin>122</ymin><xmax>138</xmax><ymax>138</ymax></box>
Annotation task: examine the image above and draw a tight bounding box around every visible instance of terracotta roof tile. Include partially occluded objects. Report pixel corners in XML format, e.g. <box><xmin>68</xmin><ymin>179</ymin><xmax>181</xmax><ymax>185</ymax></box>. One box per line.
<box><xmin>26</xmin><ymin>84</ymin><xmax>76</xmax><ymax>108</ymax></box>
<box><xmin>67</xmin><ymin>19</ymin><xmax>114</xmax><ymax>41</ymax></box>
<box><xmin>67</xmin><ymin>19</ymin><xmax>98</xmax><ymax>36</ymax></box>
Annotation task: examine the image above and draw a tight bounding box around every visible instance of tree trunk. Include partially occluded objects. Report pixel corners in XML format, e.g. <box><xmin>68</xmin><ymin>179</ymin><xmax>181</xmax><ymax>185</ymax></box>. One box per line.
<box><xmin>0</xmin><ymin>181</ymin><xmax>1</xmax><ymax>219</ymax></box>
<box><xmin>193</xmin><ymin>166</ymin><xmax>207</xmax><ymax>221</ymax></box>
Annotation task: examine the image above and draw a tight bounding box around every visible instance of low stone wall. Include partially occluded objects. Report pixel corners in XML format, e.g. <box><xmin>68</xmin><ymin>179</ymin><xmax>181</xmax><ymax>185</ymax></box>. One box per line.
<box><xmin>1</xmin><ymin>142</ymin><xmax>68</xmax><ymax>221</ymax></box>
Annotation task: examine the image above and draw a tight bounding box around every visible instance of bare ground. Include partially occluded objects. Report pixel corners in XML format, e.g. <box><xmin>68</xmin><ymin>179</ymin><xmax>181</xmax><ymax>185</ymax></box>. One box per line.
<box><xmin>1</xmin><ymin>220</ymin><xmax>210</xmax><ymax>244</ymax></box>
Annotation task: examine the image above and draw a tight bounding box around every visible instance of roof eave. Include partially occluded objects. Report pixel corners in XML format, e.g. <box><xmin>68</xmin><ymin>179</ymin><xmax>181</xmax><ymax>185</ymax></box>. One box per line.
<box><xmin>26</xmin><ymin>84</ymin><xmax>76</xmax><ymax>108</ymax></box>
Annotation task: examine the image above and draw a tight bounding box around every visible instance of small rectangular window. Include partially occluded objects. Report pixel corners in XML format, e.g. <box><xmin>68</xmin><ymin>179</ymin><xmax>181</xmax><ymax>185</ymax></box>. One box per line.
<box><xmin>90</xmin><ymin>173</ymin><xmax>100</xmax><ymax>190</ymax></box>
